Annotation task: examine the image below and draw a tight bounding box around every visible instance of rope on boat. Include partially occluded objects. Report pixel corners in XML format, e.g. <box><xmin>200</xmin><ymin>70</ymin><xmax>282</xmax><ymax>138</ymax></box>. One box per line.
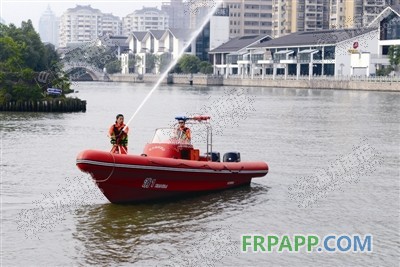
<box><xmin>96</xmin><ymin>152</ymin><xmax>116</xmax><ymax>183</ymax></box>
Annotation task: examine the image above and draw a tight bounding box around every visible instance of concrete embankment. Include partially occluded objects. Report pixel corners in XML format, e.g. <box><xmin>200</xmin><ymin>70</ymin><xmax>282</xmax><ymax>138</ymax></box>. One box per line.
<box><xmin>223</xmin><ymin>78</ymin><xmax>399</xmax><ymax>91</ymax></box>
<box><xmin>0</xmin><ymin>98</ymin><xmax>86</xmax><ymax>112</ymax></box>
<box><xmin>110</xmin><ymin>74</ymin><xmax>223</xmax><ymax>86</ymax></box>
<box><xmin>109</xmin><ymin>74</ymin><xmax>400</xmax><ymax>92</ymax></box>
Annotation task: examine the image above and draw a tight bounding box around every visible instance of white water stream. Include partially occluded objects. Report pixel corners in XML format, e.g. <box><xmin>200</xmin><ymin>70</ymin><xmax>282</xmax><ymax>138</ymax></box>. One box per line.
<box><xmin>123</xmin><ymin>0</ymin><xmax>223</xmax><ymax>130</ymax></box>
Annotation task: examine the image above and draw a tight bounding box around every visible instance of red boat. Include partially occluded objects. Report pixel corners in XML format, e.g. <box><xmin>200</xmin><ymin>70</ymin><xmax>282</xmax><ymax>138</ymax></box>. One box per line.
<box><xmin>76</xmin><ymin>116</ymin><xmax>269</xmax><ymax>203</ymax></box>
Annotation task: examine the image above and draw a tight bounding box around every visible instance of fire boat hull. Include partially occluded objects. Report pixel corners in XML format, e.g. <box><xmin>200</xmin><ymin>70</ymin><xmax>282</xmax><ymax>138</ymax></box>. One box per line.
<box><xmin>76</xmin><ymin>150</ymin><xmax>269</xmax><ymax>204</ymax></box>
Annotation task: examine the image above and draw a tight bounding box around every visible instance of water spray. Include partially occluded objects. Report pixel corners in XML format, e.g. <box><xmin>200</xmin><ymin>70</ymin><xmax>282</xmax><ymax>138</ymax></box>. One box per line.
<box><xmin>123</xmin><ymin>0</ymin><xmax>223</xmax><ymax>131</ymax></box>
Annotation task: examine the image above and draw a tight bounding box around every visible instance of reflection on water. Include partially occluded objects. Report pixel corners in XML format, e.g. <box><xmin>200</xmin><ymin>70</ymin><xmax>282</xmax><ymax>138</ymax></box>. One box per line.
<box><xmin>73</xmin><ymin>184</ymin><xmax>270</xmax><ymax>266</ymax></box>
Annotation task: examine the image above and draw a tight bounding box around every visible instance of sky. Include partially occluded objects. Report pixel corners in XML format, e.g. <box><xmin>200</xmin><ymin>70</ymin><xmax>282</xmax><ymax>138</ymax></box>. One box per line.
<box><xmin>0</xmin><ymin>0</ymin><xmax>164</xmax><ymax>31</ymax></box>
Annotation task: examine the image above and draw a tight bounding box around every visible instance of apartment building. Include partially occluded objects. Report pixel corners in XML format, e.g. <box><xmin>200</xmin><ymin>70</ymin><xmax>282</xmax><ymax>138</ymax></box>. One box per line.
<box><xmin>59</xmin><ymin>5</ymin><xmax>121</xmax><ymax>47</ymax></box>
<box><xmin>102</xmin><ymin>13</ymin><xmax>122</xmax><ymax>36</ymax></box>
<box><xmin>122</xmin><ymin>7</ymin><xmax>169</xmax><ymax>35</ymax></box>
<box><xmin>222</xmin><ymin>0</ymin><xmax>332</xmax><ymax>39</ymax></box>
<box><xmin>224</xmin><ymin>0</ymin><xmax>274</xmax><ymax>38</ymax></box>
<box><xmin>272</xmin><ymin>0</ymin><xmax>330</xmax><ymax>38</ymax></box>
<box><xmin>329</xmin><ymin>0</ymin><xmax>397</xmax><ymax>28</ymax></box>
<box><xmin>161</xmin><ymin>0</ymin><xmax>189</xmax><ymax>29</ymax></box>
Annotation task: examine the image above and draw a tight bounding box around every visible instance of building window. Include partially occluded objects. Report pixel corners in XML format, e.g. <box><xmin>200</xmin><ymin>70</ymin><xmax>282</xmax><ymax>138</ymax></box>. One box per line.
<box><xmin>382</xmin><ymin>45</ymin><xmax>390</xmax><ymax>55</ymax></box>
<box><xmin>380</xmin><ymin>12</ymin><xmax>400</xmax><ymax>40</ymax></box>
<box><xmin>324</xmin><ymin>46</ymin><xmax>335</xmax><ymax>60</ymax></box>
<box><xmin>324</xmin><ymin>64</ymin><xmax>335</xmax><ymax>76</ymax></box>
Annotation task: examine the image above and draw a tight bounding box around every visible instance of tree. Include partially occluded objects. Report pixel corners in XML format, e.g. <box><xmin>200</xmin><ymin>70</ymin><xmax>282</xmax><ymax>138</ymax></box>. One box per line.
<box><xmin>158</xmin><ymin>53</ymin><xmax>173</xmax><ymax>73</ymax></box>
<box><xmin>145</xmin><ymin>53</ymin><xmax>159</xmax><ymax>73</ymax></box>
<box><xmin>178</xmin><ymin>54</ymin><xmax>201</xmax><ymax>74</ymax></box>
<box><xmin>199</xmin><ymin>61</ymin><xmax>213</xmax><ymax>74</ymax></box>
<box><xmin>105</xmin><ymin>59</ymin><xmax>122</xmax><ymax>74</ymax></box>
<box><xmin>0</xmin><ymin>21</ymin><xmax>72</xmax><ymax>103</ymax></box>
<box><xmin>128</xmin><ymin>54</ymin><xmax>140</xmax><ymax>73</ymax></box>
<box><xmin>388</xmin><ymin>45</ymin><xmax>400</xmax><ymax>67</ymax></box>
<box><xmin>0</xmin><ymin>36</ymin><xmax>23</xmax><ymax>72</ymax></box>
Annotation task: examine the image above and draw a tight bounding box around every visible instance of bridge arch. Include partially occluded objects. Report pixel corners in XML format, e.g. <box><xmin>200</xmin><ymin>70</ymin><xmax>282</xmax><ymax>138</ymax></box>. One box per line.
<box><xmin>62</xmin><ymin>62</ymin><xmax>109</xmax><ymax>81</ymax></box>
<box><xmin>64</xmin><ymin>66</ymin><xmax>98</xmax><ymax>81</ymax></box>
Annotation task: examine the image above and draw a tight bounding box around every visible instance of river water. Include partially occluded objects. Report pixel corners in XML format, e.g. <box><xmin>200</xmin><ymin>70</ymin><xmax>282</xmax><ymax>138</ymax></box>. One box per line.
<box><xmin>1</xmin><ymin>82</ymin><xmax>399</xmax><ymax>266</ymax></box>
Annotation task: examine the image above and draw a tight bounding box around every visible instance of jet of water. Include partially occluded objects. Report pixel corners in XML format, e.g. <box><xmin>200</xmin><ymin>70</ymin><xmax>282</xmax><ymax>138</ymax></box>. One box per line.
<box><xmin>123</xmin><ymin>0</ymin><xmax>224</xmax><ymax>130</ymax></box>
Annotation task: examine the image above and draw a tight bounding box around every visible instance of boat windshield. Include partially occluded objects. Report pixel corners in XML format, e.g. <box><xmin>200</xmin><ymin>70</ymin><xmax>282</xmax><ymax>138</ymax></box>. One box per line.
<box><xmin>151</xmin><ymin>128</ymin><xmax>189</xmax><ymax>144</ymax></box>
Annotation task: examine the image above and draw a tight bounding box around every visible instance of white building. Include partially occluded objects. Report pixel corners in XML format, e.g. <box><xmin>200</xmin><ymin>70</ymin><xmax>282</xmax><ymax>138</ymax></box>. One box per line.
<box><xmin>208</xmin><ymin>35</ymin><xmax>272</xmax><ymax>76</ymax></box>
<box><xmin>122</xmin><ymin>32</ymin><xmax>147</xmax><ymax>74</ymax></box>
<box><xmin>122</xmin><ymin>28</ymin><xmax>194</xmax><ymax>74</ymax></box>
<box><xmin>121</xmin><ymin>6</ymin><xmax>229</xmax><ymax>75</ymax></box>
<box><xmin>59</xmin><ymin>5</ymin><xmax>121</xmax><ymax>47</ymax></box>
<box><xmin>102</xmin><ymin>13</ymin><xmax>122</xmax><ymax>36</ymax></box>
<box><xmin>210</xmin><ymin>8</ymin><xmax>230</xmax><ymax>51</ymax></box>
<box><xmin>192</xmin><ymin>7</ymin><xmax>230</xmax><ymax>62</ymax></box>
<box><xmin>369</xmin><ymin>5</ymin><xmax>400</xmax><ymax>74</ymax></box>
<box><xmin>122</xmin><ymin>7</ymin><xmax>169</xmax><ymax>35</ymax></box>
<box><xmin>210</xmin><ymin>27</ymin><xmax>383</xmax><ymax>79</ymax></box>
<box><xmin>329</xmin><ymin>0</ymin><xmax>395</xmax><ymax>29</ymax></box>
<box><xmin>161</xmin><ymin>0</ymin><xmax>189</xmax><ymax>29</ymax></box>
<box><xmin>39</xmin><ymin>5</ymin><xmax>59</xmax><ymax>47</ymax></box>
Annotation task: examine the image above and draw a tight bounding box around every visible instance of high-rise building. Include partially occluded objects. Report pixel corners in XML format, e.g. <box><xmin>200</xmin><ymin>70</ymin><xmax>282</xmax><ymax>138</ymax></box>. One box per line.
<box><xmin>214</xmin><ymin>0</ymin><xmax>330</xmax><ymax>39</ymax></box>
<box><xmin>161</xmin><ymin>0</ymin><xmax>189</xmax><ymax>29</ymax></box>
<box><xmin>194</xmin><ymin>7</ymin><xmax>230</xmax><ymax>61</ymax></box>
<box><xmin>39</xmin><ymin>5</ymin><xmax>59</xmax><ymax>47</ymax></box>
<box><xmin>272</xmin><ymin>0</ymin><xmax>330</xmax><ymax>38</ymax></box>
<box><xmin>224</xmin><ymin>0</ymin><xmax>273</xmax><ymax>38</ymax></box>
<box><xmin>329</xmin><ymin>0</ymin><xmax>396</xmax><ymax>28</ymax></box>
<box><xmin>59</xmin><ymin>5</ymin><xmax>121</xmax><ymax>47</ymax></box>
<box><xmin>102</xmin><ymin>13</ymin><xmax>122</xmax><ymax>36</ymax></box>
<box><xmin>122</xmin><ymin>7</ymin><xmax>169</xmax><ymax>35</ymax></box>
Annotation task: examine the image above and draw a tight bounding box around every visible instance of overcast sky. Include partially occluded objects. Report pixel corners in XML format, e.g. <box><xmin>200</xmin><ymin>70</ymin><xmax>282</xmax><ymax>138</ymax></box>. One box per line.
<box><xmin>0</xmin><ymin>0</ymin><xmax>164</xmax><ymax>30</ymax></box>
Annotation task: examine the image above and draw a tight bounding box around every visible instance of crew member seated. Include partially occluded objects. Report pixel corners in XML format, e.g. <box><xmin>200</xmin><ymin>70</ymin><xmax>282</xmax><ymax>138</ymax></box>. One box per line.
<box><xmin>175</xmin><ymin>119</ymin><xmax>191</xmax><ymax>143</ymax></box>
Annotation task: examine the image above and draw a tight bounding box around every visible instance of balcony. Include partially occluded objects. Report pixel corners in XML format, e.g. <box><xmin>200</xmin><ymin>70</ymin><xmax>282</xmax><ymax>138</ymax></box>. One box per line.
<box><xmin>371</xmin><ymin>54</ymin><xmax>389</xmax><ymax>65</ymax></box>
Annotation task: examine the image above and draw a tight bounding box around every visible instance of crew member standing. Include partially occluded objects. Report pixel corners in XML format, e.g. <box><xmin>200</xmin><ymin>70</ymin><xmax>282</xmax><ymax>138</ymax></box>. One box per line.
<box><xmin>176</xmin><ymin>119</ymin><xmax>191</xmax><ymax>142</ymax></box>
<box><xmin>109</xmin><ymin>114</ymin><xmax>129</xmax><ymax>154</ymax></box>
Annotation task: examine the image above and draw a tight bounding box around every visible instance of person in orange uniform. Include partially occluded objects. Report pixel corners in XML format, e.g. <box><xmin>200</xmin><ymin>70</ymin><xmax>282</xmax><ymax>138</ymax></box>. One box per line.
<box><xmin>108</xmin><ymin>114</ymin><xmax>129</xmax><ymax>154</ymax></box>
<box><xmin>176</xmin><ymin>119</ymin><xmax>191</xmax><ymax>143</ymax></box>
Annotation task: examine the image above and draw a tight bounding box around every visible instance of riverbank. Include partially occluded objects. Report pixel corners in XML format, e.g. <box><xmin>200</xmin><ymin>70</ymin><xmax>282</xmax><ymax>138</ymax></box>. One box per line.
<box><xmin>109</xmin><ymin>74</ymin><xmax>400</xmax><ymax>92</ymax></box>
<box><xmin>0</xmin><ymin>98</ymin><xmax>86</xmax><ymax>112</ymax></box>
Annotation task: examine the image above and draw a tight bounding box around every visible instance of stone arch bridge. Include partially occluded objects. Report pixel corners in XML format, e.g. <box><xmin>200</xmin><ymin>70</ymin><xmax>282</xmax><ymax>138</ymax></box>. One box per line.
<box><xmin>63</xmin><ymin>61</ymin><xmax>110</xmax><ymax>81</ymax></box>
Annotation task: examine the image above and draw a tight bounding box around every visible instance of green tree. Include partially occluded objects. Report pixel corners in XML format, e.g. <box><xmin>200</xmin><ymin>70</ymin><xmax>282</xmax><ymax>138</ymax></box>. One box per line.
<box><xmin>105</xmin><ymin>59</ymin><xmax>122</xmax><ymax>74</ymax></box>
<box><xmin>0</xmin><ymin>21</ymin><xmax>73</xmax><ymax>103</ymax></box>
<box><xmin>178</xmin><ymin>54</ymin><xmax>201</xmax><ymax>74</ymax></box>
<box><xmin>145</xmin><ymin>53</ymin><xmax>158</xmax><ymax>73</ymax></box>
<box><xmin>376</xmin><ymin>67</ymin><xmax>393</xmax><ymax>76</ymax></box>
<box><xmin>128</xmin><ymin>54</ymin><xmax>140</xmax><ymax>73</ymax></box>
<box><xmin>388</xmin><ymin>45</ymin><xmax>400</xmax><ymax>67</ymax></box>
<box><xmin>0</xmin><ymin>36</ymin><xmax>23</xmax><ymax>72</ymax></box>
<box><xmin>158</xmin><ymin>53</ymin><xmax>173</xmax><ymax>73</ymax></box>
<box><xmin>2</xmin><ymin>20</ymin><xmax>46</xmax><ymax>71</ymax></box>
<box><xmin>199</xmin><ymin>61</ymin><xmax>213</xmax><ymax>74</ymax></box>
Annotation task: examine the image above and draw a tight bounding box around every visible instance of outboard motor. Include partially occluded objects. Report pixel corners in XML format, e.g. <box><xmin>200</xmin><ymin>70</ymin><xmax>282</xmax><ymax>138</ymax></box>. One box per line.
<box><xmin>206</xmin><ymin>152</ymin><xmax>220</xmax><ymax>162</ymax></box>
<box><xmin>223</xmin><ymin>152</ymin><xmax>241</xmax><ymax>162</ymax></box>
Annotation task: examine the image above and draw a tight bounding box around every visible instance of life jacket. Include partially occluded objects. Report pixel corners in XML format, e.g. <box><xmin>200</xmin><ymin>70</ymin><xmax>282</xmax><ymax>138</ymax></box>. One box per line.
<box><xmin>111</xmin><ymin>124</ymin><xmax>128</xmax><ymax>146</ymax></box>
<box><xmin>177</xmin><ymin>127</ymin><xmax>190</xmax><ymax>140</ymax></box>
